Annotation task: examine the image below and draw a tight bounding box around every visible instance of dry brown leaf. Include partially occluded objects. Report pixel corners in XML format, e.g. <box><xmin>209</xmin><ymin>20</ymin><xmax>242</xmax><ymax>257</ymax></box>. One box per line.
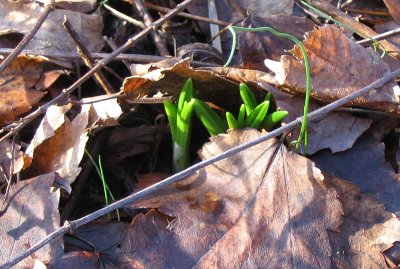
<box><xmin>50</xmin><ymin>211</ymin><xmax>169</xmax><ymax>269</ymax></box>
<box><xmin>265</xmin><ymin>25</ymin><xmax>400</xmax><ymax>114</ymax></box>
<box><xmin>0</xmin><ymin>139</ymin><xmax>31</xmax><ymax>184</ymax></box>
<box><xmin>313</xmin><ymin>134</ymin><xmax>400</xmax><ymax>215</ymax></box>
<box><xmin>383</xmin><ymin>0</ymin><xmax>400</xmax><ymax>25</ymax></box>
<box><xmin>0</xmin><ymin>173</ymin><xmax>63</xmax><ymax>268</ymax></box>
<box><xmin>83</xmin><ymin>96</ymin><xmax>123</xmax><ymax>129</ymax></box>
<box><xmin>235</xmin><ymin>0</ymin><xmax>294</xmax><ymax>16</ymax></box>
<box><xmin>35</xmin><ymin>70</ymin><xmax>64</xmax><ymax>91</ymax></box>
<box><xmin>51</xmin><ymin>130</ymin><xmax>342</xmax><ymax>268</ymax></box>
<box><xmin>24</xmin><ymin>105</ymin><xmax>89</xmax><ymax>185</ymax></box>
<box><xmin>0</xmin><ymin>1</ymin><xmax>103</xmax><ymax>61</ymax></box>
<box><xmin>238</xmin><ymin>15</ymin><xmax>314</xmax><ymax>66</ymax></box>
<box><xmin>327</xmin><ymin>176</ymin><xmax>400</xmax><ymax>268</ymax></box>
<box><xmin>0</xmin><ymin>55</ymin><xmax>47</xmax><ymax>126</ymax></box>
<box><xmin>105</xmin><ymin>125</ymin><xmax>158</xmax><ymax>166</ymax></box>
<box><xmin>95</xmin><ymin>129</ymin><xmax>341</xmax><ymax>268</ymax></box>
<box><xmin>36</xmin><ymin>0</ymin><xmax>97</xmax><ymax>13</ymax></box>
<box><xmin>123</xmin><ymin>59</ymin><xmax>243</xmax><ymax>109</ymax></box>
<box><xmin>264</xmin><ymin>86</ymin><xmax>373</xmax><ymax>154</ymax></box>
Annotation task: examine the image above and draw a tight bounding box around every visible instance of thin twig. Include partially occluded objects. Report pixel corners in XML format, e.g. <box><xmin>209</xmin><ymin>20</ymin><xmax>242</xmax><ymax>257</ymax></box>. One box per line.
<box><xmin>131</xmin><ymin>0</ymin><xmax>170</xmax><ymax>56</ymax></box>
<box><xmin>63</xmin><ymin>18</ymin><xmax>116</xmax><ymax>94</ymax></box>
<box><xmin>0</xmin><ymin>49</ymin><xmax>217</xmax><ymax>66</ymax></box>
<box><xmin>103</xmin><ymin>36</ymin><xmax>131</xmax><ymax>69</ymax></box>
<box><xmin>0</xmin><ymin>0</ymin><xmax>194</xmax><ymax>143</ymax></box>
<box><xmin>144</xmin><ymin>2</ymin><xmax>229</xmax><ymax>26</ymax></box>
<box><xmin>357</xmin><ymin>27</ymin><xmax>400</xmax><ymax>46</ymax></box>
<box><xmin>342</xmin><ymin>7</ymin><xmax>390</xmax><ymax>16</ymax></box>
<box><xmin>102</xmin><ymin>3</ymin><xmax>145</xmax><ymax>29</ymax></box>
<box><xmin>0</xmin><ymin>1</ymin><xmax>54</xmax><ymax>73</ymax></box>
<box><xmin>3</xmin><ymin>65</ymin><xmax>400</xmax><ymax>269</ymax></box>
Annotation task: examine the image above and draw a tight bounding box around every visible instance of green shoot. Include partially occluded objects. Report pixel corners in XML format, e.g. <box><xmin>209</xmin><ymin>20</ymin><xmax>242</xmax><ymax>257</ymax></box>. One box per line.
<box><xmin>190</xmin><ymin>85</ymin><xmax>287</xmax><ymax>136</ymax></box>
<box><xmin>84</xmin><ymin>149</ymin><xmax>120</xmax><ymax>221</ymax></box>
<box><xmin>163</xmin><ymin>78</ymin><xmax>195</xmax><ymax>172</ymax></box>
<box><xmin>239</xmin><ymin>83</ymin><xmax>258</xmax><ymax>114</ymax></box>
<box><xmin>190</xmin><ymin>98</ymin><xmax>227</xmax><ymax>136</ymax></box>
<box><xmin>262</xmin><ymin>110</ymin><xmax>289</xmax><ymax>130</ymax></box>
<box><xmin>225</xmin><ymin>25</ymin><xmax>311</xmax><ymax>153</ymax></box>
<box><xmin>97</xmin><ymin>155</ymin><xmax>109</xmax><ymax>219</ymax></box>
<box><xmin>164</xmin><ymin>79</ymin><xmax>288</xmax><ymax>171</ymax></box>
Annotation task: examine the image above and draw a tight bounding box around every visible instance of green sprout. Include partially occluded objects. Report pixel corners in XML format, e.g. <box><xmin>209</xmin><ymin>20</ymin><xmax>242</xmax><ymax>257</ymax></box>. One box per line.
<box><xmin>164</xmin><ymin>79</ymin><xmax>288</xmax><ymax>171</ymax></box>
<box><xmin>163</xmin><ymin>78</ymin><xmax>195</xmax><ymax>172</ymax></box>
<box><xmin>190</xmin><ymin>83</ymin><xmax>288</xmax><ymax>136</ymax></box>
<box><xmin>85</xmin><ymin>149</ymin><xmax>120</xmax><ymax>221</ymax></box>
<box><xmin>225</xmin><ymin>25</ymin><xmax>311</xmax><ymax>153</ymax></box>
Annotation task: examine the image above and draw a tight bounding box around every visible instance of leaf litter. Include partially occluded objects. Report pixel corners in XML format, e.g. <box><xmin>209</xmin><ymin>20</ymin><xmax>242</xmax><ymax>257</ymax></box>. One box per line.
<box><xmin>1</xmin><ymin>0</ymin><xmax>400</xmax><ymax>268</ymax></box>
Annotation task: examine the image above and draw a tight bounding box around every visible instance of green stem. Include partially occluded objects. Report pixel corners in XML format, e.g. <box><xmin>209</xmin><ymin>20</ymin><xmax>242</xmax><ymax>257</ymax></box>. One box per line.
<box><xmin>225</xmin><ymin>25</ymin><xmax>311</xmax><ymax>152</ymax></box>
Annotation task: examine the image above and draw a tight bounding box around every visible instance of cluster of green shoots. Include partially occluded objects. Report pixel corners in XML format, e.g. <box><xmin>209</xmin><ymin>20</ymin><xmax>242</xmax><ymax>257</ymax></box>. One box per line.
<box><xmin>164</xmin><ymin>78</ymin><xmax>288</xmax><ymax>171</ymax></box>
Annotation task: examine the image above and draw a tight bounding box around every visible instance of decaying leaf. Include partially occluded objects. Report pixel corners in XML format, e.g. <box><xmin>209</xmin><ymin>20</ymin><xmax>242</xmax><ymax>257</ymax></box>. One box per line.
<box><xmin>52</xmin><ymin>129</ymin><xmax>342</xmax><ymax>268</ymax></box>
<box><xmin>0</xmin><ymin>173</ymin><xmax>63</xmax><ymax>268</ymax></box>
<box><xmin>120</xmin><ymin>130</ymin><xmax>343</xmax><ymax>267</ymax></box>
<box><xmin>123</xmin><ymin>58</ymin><xmax>243</xmax><ymax>110</ymax></box>
<box><xmin>50</xmin><ymin>211</ymin><xmax>169</xmax><ymax>269</ymax></box>
<box><xmin>36</xmin><ymin>0</ymin><xmax>97</xmax><ymax>13</ymax></box>
<box><xmin>0</xmin><ymin>139</ymin><xmax>31</xmax><ymax>184</ymax></box>
<box><xmin>0</xmin><ymin>1</ymin><xmax>103</xmax><ymax>59</ymax></box>
<box><xmin>0</xmin><ymin>55</ymin><xmax>47</xmax><ymax>126</ymax></box>
<box><xmin>313</xmin><ymin>134</ymin><xmax>400</xmax><ymax>215</ymax></box>
<box><xmin>264</xmin><ymin>86</ymin><xmax>373</xmax><ymax>154</ymax></box>
<box><xmin>383</xmin><ymin>0</ymin><xmax>400</xmax><ymax>25</ymax></box>
<box><xmin>241</xmin><ymin>0</ymin><xmax>294</xmax><ymax>15</ymax></box>
<box><xmin>83</xmin><ymin>96</ymin><xmax>123</xmax><ymax>129</ymax></box>
<box><xmin>238</xmin><ymin>15</ymin><xmax>314</xmax><ymax>67</ymax></box>
<box><xmin>105</xmin><ymin>125</ymin><xmax>158</xmax><ymax>166</ymax></box>
<box><xmin>327</xmin><ymin>176</ymin><xmax>400</xmax><ymax>268</ymax></box>
<box><xmin>265</xmin><ymin>25</ymin><xmax>400</xmax><ymax>114</ymax></box>
<box><xmin>24</xmin><ymin>105</ymin><xmax>89</xmax><ymax>185</ymax></box>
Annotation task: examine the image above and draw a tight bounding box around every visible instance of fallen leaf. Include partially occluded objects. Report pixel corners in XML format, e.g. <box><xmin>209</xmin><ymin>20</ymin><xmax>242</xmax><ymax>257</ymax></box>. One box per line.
<box><xmin>24</xmin><ymin>105</ymin><xmax>89</xmax><ymax>185</ymax></box>
<box><xmin>64</xmin><ymin>221</ymin><xmax>129</xmax><ymax>253</ymax></box>
<box><xmin>0</xmin><ymin>139</ymin><xmax>31</xmax><ymax>184</ymax></box>
<box><xmin>111</xmin><ymin>129</ymin><xmax>342</xmax><ymax>268</ymax></box>
<box><xmin>123</xmin><ymin>58</ymin><xmax>243</xmax><ymax>110</ymax></box>
<box><xmin>82</xmin><ymin>96</ymin><xmax>123</xmax><ymax>129</ymax></box>
<box><xmin>0</xmin><ymin>55</ymin><xmax>47</xmax><ymax>126</ymax></box>
<box><xmin>241</xmin><ymin>0</ymin><xmax>294</xmax><ymax>15</ymax></box>
<box><xmin>0</xmin><ymin>173</ymin><xmax>63</xmax><ymax>268</ymax></box>
<box><xmin>238</xmin><ymin>15</ymin><xmax>314</xmax><ymax>67</ymax></box>
<box><xmin>36</xmin><ymin>0</ymin><xmax>97</xmax><ymax>13</ymax></box>
<box><xmin>327</xmin><ymin>176</ymin><xmax>400</xmax><ymax>268</ymax></box>
<box><xmin>105</xmin><ymin>125</ymin><xmax>158</xmax><ymax>165</ymax></box>
<box><xmin>264</xmin><ymin>25</ymin><xmax>400</xmax><ymax>114</ymax></box>
<box><xmin>264</xmin><ymin>85</ymin><xmax>373</xmax><ymax>154</ymax></box>
<box><xmin>0</xmin><ymin>1</ymin><xmax>103</xmax><ymax>61</ymax></box>
<box><xmin>383</xmin><ymin>0</ymin><xmax>400</xmax><ymax>25</ymax></box>
<box><xmin>50</xmin><ymin>211</ymin><xmax>169</xmax><ymax>269</ymax></box>
<box><xmin>312</xmin><ymin>134</ymin><xmax>400</xmax><ymax>216</ymax></box>
<box><xmin>46</xmin><ymin>129</ymin><xmax>343</xmax><ymax>268</ymax></box>
<box><xmin>177</xmin><ymin>43</ymin><xmax>224</xmax><ymax>65</ymax></box>
<box><xmin>34</xmin><ymin>70</ymin><xmax>64</xmax><ymax>91</ymax></box>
